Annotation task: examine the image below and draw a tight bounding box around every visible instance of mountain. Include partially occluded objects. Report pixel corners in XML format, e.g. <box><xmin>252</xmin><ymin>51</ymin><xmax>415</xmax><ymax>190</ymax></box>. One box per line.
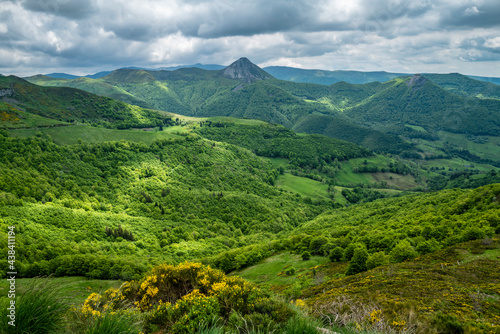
<box><xmin>221</xmin><ymin>57</ymin><xmax>274</xmax><ymax>83</ymax></box>
<box><xmin>158</xmin><ymin>63</ymin><xmax>225</xmax><ymax>71</ymax></box>
<box><xmin>2</xmin><ymin>63</ymin><xmax>500</xmax><ymax>333</ymax></box>
<box><xmin>45</xmin><ymin>72</ymin><xmax>80</xmax><ymax>79</ymax></box>
<box><xmin>424</xmin><ymin>72</ymin><xmax>500</xmax><ymax>99</ymax></box>
<box><xmin>264</xmin><ymin>65</ymin><xmax>500</xmax><ymax>87</ymax></box>
<box><xmin>470</xmin><ymin>75</ymin><xmax>500</xmax><ymax>85</ymax></box>
<box><xmin>43</xmin><ymin>63</ymin><xmax>226</xmax><ymax>81</ymax></box>
<box><xmin>85</xmin><ymin>70</ymin><xmax>113</xmax><ymax>79</ymax></box>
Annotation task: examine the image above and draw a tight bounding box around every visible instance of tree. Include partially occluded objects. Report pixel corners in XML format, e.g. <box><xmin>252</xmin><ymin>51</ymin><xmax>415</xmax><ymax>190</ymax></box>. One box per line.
<box><xmin>329</xmin><ymin>247</ymin><xmax>343</xmax><ymax>262</ymax></box>
<box><xmin>389</xmin><ymin>240</ymin><xmax>418</xmax><ymax>263</ymax></box>
<box><xmin>346</xmin><ymin>247</ymin><xmax>368</xmax><ymax>276</ymax></box>
<box><xmin>309</xmin><ymin>236</ymin><xmax>328</xmax><ymax>255</ymax></box>
<box><xmin>366</xmin><ymin>251</ymin><xmax>389</xmax><ymax>270</ymax></box>
<box><xmin>343</xmin><ymin>243</ymin><xmax>364</xmax><ymax>261</ymax></box>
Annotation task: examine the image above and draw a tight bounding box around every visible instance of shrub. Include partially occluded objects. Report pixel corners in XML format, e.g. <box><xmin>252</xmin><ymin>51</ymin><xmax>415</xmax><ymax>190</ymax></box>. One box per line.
<box><xmin>80</xmin><ymin>262</ymin><xmax>295</xmax><ymax>334</ymax></box>
<box><xmin>301</xmin><ymin>251</ymin><xmax>311</xmax><ymax>261</ymax></box>
<box><xmin>389</xmin><ymin>240</ymin><xmax>418</xmax><ymax>263</ymax></box>
<box><xmin>431</xmin><ymin>312</ymin><xmax>464</xmax><ymax>334</ymax></box>
<box><xmin>284</xmin><ymin>267</ymin><xmax>296</xmax><ymax>276</ymax></box>
<box><xmin>460</xmin><ymin>226</ymin><xmax>486</xmax><ymax>242</ymax></box>
<box><xmin>346</xmin><ymin>247</ymin><xmax>369</xmax><ymax>275</ymax></box>
<box><xmin>366</xmin><ymin>251</ymin><xmax>389</xmax><ymax>270</ymax></box>
<box><xmin>329</xmin><ymin>247</ymin><xmax>343</xmax><ymax>262</ymax></box>
<box><xmin>81</xmin><ymin>311</ymin><xmax>142</xmax><ymax>334</ymax></box>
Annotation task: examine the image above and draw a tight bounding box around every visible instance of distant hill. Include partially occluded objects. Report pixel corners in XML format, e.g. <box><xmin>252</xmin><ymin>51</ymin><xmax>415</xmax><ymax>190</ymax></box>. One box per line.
<box><xmin>0</xmin><ymin>75</ymin><xmax>170</xmax><ymax>129</ymax></box>
<box><xmin>347</xmin><ymin>74</ymin><xmax>500</xmax><ymax>136</ymax></box>
<box><xmin>264</xmin><ymin>66</ymin><xmax>406</xmax><ymax>85</ymax></box>
<box><xmin>85</xmin><ymin>71</ymin><xmax>113</xmax><ymax>79</ymax></box>
<box><xmin>45</xmin><ymin>72</ymin><xmax>80</xmax><ymax>79</ymax></box>
<box><xmin>424</xmin><ymin>73</ymin><xmax>500</xmax><ymax>99</ymax></box>
<box><xmin>44</xmin><ymin>63</ymin><xmax>226</xmax><ymax>81</ymax></box>
<box><xmin>158</xmin><ymin>63</ymin><xmax>225</xmax><ymax>71</ymax></box>
<box><xmin>264</xmin><ymin>65</ymin><xmax>500</xmax><ymax>87</ymax></box>
<box><xmin>469</xmin><ymin>75</ymin><xmax>500</xmax><ymax>85</ymax></box>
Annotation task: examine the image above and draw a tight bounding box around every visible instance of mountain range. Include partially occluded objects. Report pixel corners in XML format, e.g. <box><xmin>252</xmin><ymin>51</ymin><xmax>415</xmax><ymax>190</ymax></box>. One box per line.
<box><xmin>42</xmin><ymin>62</ymin><xmax>500</xmax><ymax>85</ymax></box>
<box><xmin>26</xmin><ymin>57</ymin><xmax>500</xmax><ymax>155</ymax></box>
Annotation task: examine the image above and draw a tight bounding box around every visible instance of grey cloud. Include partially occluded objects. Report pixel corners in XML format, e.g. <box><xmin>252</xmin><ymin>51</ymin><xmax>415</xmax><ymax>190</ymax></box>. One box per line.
<box><xmin>439</xmin><ymin>1</ymin><xmax>500</xmax><ymax>28</ymax></box>
<box><xmin>21</xmin><ymin>0</ymin><xmax>98</xmax><ymax>19</ymax></box>
<box><xmin>193</xmin><ymin>1</ymin><xmax>313</xmax><ymax>38</ymax></box>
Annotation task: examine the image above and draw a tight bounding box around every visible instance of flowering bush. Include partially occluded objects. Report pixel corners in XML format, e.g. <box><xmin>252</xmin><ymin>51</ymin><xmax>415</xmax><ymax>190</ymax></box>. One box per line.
<box><xmin>79</xmin><ymin>262</ymin><xmax>295</xmax><ymax>333</ymax></box>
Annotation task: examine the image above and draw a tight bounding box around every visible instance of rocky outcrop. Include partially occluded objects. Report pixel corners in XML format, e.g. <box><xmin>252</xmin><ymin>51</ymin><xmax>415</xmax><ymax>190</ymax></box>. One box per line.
<box><xmin>0</xmin><ymin>88</ymin><xmax>14</xmax><ymax>97</ymax></box>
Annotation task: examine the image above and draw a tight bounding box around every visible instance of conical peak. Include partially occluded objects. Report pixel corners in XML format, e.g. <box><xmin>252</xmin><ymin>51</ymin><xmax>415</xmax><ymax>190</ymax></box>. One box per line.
<box><xmin>222</xmin><ymin>57</ymin><xmax>273</xmax><ymax>83</ymax></box>
<box><xmin>407</xmin><ymin>74</ymin><xmax>427</xmax><ymax>88</ymax></box>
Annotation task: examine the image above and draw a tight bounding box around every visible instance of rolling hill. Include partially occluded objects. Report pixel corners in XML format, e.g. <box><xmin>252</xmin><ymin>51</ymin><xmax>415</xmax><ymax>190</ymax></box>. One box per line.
<box><xmin>0</xmin><ymin>75</ymin><xmax>171</xmax><ymax>129</ymax></box>
<box><xmin>26</xmin><ymin>58</ymin><xmax>411</xmax><ymax>153</ymax></box>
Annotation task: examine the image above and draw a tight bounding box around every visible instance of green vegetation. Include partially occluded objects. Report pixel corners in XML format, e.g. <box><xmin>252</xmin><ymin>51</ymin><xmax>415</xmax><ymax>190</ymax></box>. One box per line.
<box><xmin>0</xmin><ymin>276</ymin><xmax>122</xmax><ymax>306</ymax></box>
<box><xmin>0</xmin><ymin>102</ymin><xmax>68</xmax><ymax>128</ymax></box>
<box><xmin>25</xmin><ymin>63</ymin><xmax>500</xmax><ymax>166</ymax></box>
<box><xmin>9</xmin><ymin>125</ymin><xmax>185</xmax><ymax>145</ymax></box>
<box><xmin>230</xmin><ymin>252</ymin><xmax>329</xmax><ymax>286</ymax></box>
<box><xmin>195</xmin><ymin>121</ymin><xmax>371</xmax><ymax>168</ymax></box>
<box><xmin>276</xmin><ymin>174</ymin><xmax>330</xmax><ymax>200</ymax></box>
<box><xmin>0</xmin><ymin>130</ymin><xmax>327</xmax><ymax>280</ymax></box>
<box><xmin>0</xmin><ymin>76</ymin><xmax>172</xmax><ymax>129</ymax></box>
<box><xmin>2</xmin><ymin>61</ymin><xmax>499</xmax><ymax>333</ymax></box>
<box><xmin>0</xmin><ymin>279</ymin><xmax>68</xmax><ymax>334</ymax></box>
<box><xmin>305</xmin><ymin>237</ymin><xmax>500</xmax><ymax>333</ymax></box>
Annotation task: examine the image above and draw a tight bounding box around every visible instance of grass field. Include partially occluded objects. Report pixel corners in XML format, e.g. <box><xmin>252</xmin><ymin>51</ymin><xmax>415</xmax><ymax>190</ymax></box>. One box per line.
<box><xmin>230</xmin><ymin>252</ymin><xmax>329</xmax><ymax>286</ymax></box>
<box><xmin>0</xmin><ymin>276</ymin><xmax>122</xmax><ymax>306</ymax></box>
<box><xmin>423</xmin><ymin>157</ymin><xmax>496</xmax><ymax>172</ymax></box>
<box><xmin>0</xmin><ymin>107</ymin><xmax>69</xmax><ymax>129</ymax></box>
<box><xmin>262</xmin><ymin>157</ymin><xmax>291</xmax><ymax>168</ymax></box>
<box><xmin>276</xmin><ymin>173</ymin><xmax>330</xmax><ymax>200</ymax></box>
<box><xmin>335</xmin><ymin>163</ymin><xmax>373</xmax><ymax>186</ymax></box>
<box><xmin>413</xmin><ymin>131</ymin><xmax>500</xmax><ymax>163</ymax></box>
<box><xmin>9</xmin><ymin>125</ymin><xmax>186</xmax><ymax>145</ymax></box>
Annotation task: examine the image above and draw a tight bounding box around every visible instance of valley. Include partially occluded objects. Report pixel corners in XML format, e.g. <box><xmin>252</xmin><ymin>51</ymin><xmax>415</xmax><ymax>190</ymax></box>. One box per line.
<box><xmin>0</xmin><ymin>58</ymin><xmax>499</xmax><ymax>334</ymax></box>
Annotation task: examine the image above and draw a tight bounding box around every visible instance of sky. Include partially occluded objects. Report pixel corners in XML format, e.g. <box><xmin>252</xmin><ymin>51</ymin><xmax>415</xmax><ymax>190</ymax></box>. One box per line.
<box><xmin>1</xmin><ymin>0</ymin><xmax>500</xmax><ymax>77</ymax></box>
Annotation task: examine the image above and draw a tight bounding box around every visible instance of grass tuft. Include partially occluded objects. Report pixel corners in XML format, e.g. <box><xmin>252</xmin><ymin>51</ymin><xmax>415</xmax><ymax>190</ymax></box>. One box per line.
<box><xmin>0</xmin><ymin>278</ymin><xmax>68</xmax><ymax>334</ymax></box>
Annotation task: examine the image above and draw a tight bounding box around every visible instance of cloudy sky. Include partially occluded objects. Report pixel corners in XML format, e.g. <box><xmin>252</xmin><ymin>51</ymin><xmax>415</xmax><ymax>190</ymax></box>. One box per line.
<box><xmin>1</xmin><ymin>0</ymin><xmax>500</xmax><ymax>77</ymax></box>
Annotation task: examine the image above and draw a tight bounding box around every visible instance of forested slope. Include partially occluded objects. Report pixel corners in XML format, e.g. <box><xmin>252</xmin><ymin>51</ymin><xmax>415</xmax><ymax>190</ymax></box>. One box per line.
<box><xmin>0</xmin><ymin>131</ymin><xmax>328</xmax><ymax>279</ymax></box>
<box><xmin>0</xmin><ymin>76</ymin><xmax>170</xmax><ymax>129</ymax></box>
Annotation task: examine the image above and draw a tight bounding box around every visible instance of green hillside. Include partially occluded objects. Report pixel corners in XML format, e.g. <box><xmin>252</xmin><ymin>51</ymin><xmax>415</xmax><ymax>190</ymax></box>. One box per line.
<box><xmin>24</xmin><ymin>61</ymin><xmax>412</xmax><ymax>153</ymax></box>
<box><xmin>0</xmin><ymin>75</ymin><xmax>170</xmax><ymax>129</ymax></box>
<box><xmin>0</xmin><ymin>125</ymin><xmax>499</xmax><ymax>333</ymax></box>
<box><xmin>25</xmin><ymin>75</ymin><xmax>153</xmax><ymax>108</ymax></box>
<box><xmin>3</xmin><ymin>58</ymin><xmax>500</xmax><ymax>334</ymax></box>
<box><xmin>0</xmin><ymin>130</ymin><xmax>328</xmax><ymax>280</ymax></box>
<box><xmin>420</xmin><ymin>73</ymin><xmax>500</xmax><ymax>100</ymax></box>
<box><xmin>347</xmin><ymin>75</ymin><xmax>500</xmax><ymax>137</ymax></box>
